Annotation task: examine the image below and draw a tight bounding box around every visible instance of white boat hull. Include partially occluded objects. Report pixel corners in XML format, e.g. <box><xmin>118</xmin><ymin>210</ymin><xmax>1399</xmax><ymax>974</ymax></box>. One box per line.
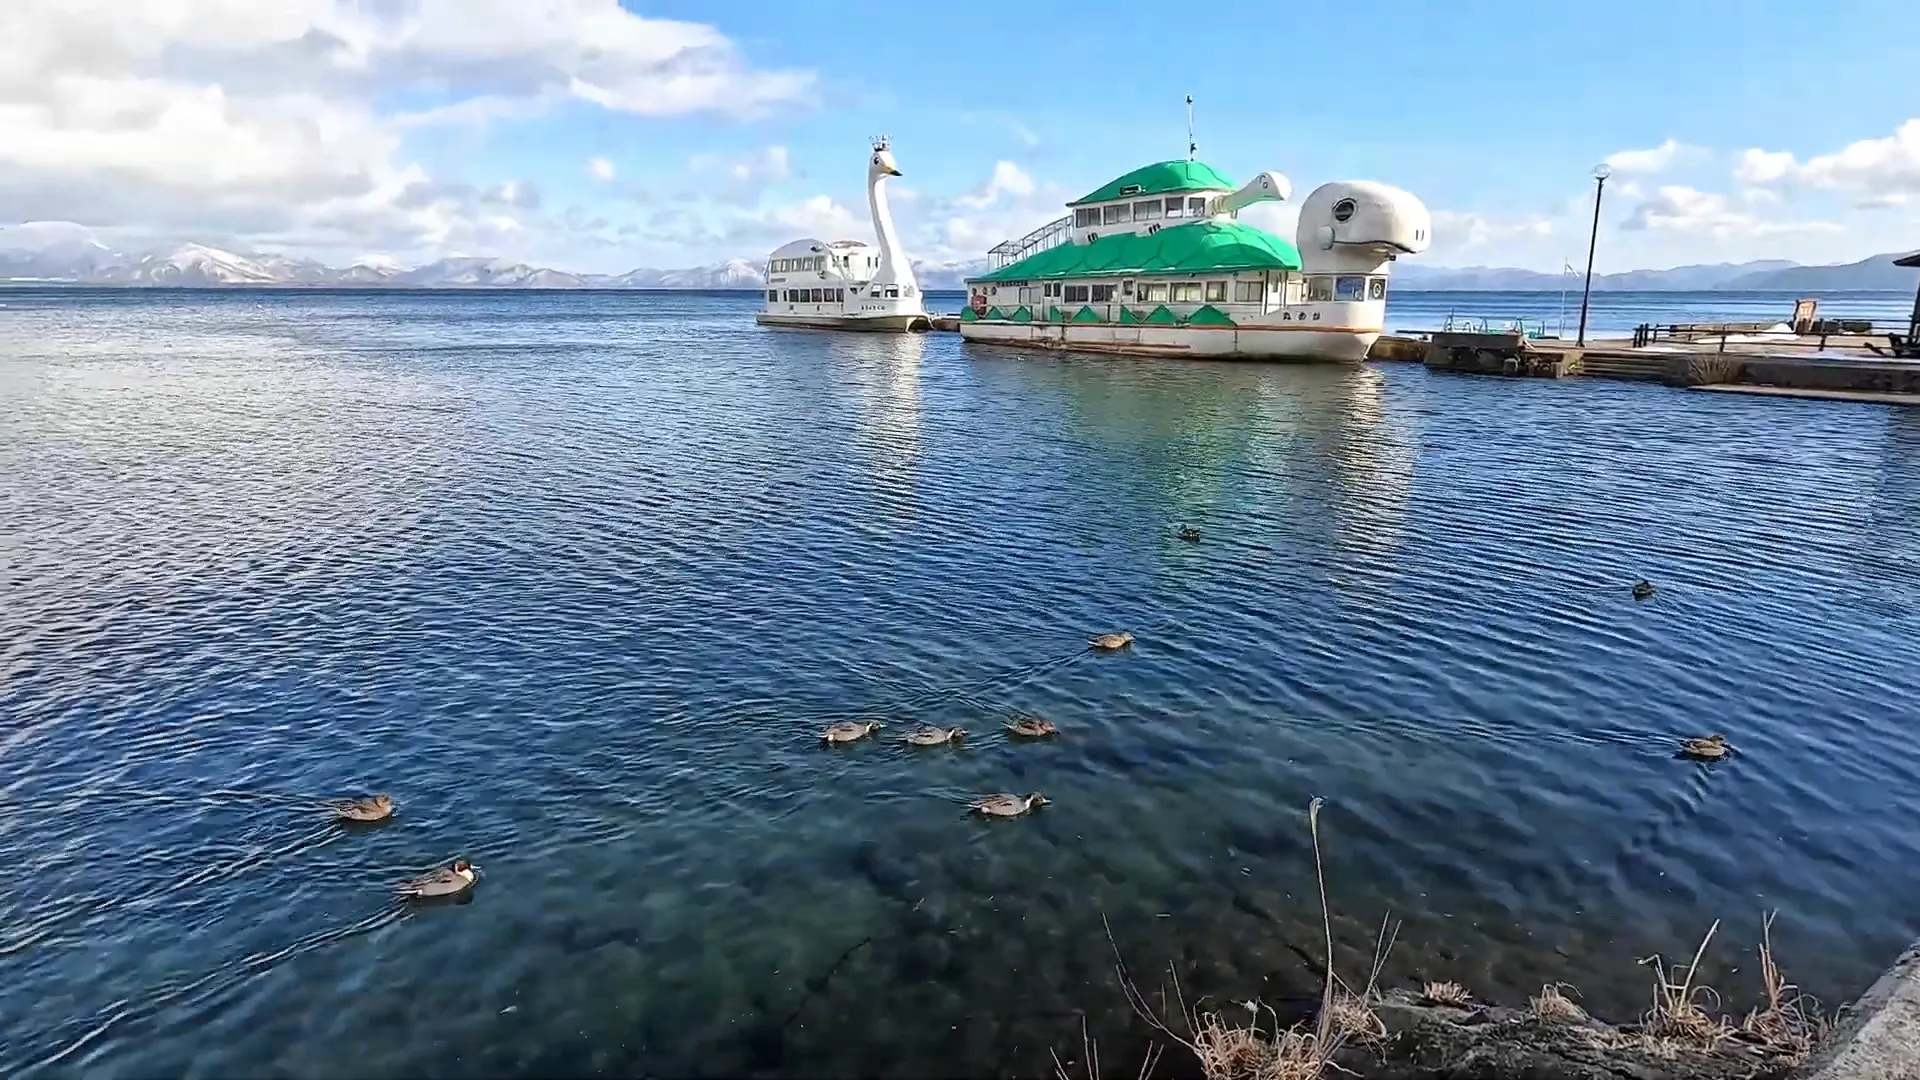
<box><xmin>956</xmin><ymin>320</ymin><xmax>1377</xmax><ymax>362</ymax></box>
<box><xmin>755</xmin><ymin>311</ymin><xmax>931</xmax><ymax>333</ymax></box>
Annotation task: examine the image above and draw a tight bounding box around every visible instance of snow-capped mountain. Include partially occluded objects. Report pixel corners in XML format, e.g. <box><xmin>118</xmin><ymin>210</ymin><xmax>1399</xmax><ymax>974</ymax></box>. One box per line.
<box><xmin>0</xmin><ymin>236</ymin><xmax>1001</xmax><ymax>290</ymax></box>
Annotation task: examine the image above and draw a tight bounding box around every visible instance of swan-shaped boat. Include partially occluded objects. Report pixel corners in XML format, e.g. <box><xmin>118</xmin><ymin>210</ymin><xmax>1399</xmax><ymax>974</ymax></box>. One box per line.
<box><xmin>755</xmin><ymin>138</ymin><xmax>930</xmax><ymax>333</ymax></box>
<box><xmin>959</xmin><ymin>159</ymin><xmax>1430</xmax><ymax>361</ymax></box>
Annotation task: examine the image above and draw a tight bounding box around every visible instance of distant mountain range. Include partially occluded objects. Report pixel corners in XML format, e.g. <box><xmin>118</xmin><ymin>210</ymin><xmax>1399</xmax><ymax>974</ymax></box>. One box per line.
<box><xmin>1</xmin><ymin>239</ymin><xmax>1915</xmax><ymax>292</ymax></box>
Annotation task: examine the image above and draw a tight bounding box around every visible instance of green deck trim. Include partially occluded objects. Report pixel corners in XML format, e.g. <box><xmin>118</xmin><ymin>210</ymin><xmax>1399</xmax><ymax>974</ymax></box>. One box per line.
<box><xmin>1187</xmin><ymin>304</ymin><xmax>1236</xmax><ymax>327</ymax></box>
<box><xmin>984</xmin><ymin>306</ymin><xmax>1007</xmax><ymax>321</ymax></box>
<box><xmin>1010</xmin><ymin>305</ymin><xmax>1033</xmax><ymax>322</ymax></box>
<box><xmin>1118</xmin><ymin>306</ymin><xmax>1144</xmax><ymax>325</ymax></box>
<box><xmin>1047</xmin><ymin>306</ymin><xmax>1066</xmax><ymax>323</ymax></box>
<box><xmin>1070</xmin><ymin>305</ymin><xmax>1103</xmax><ymax>324</ymax></box>
<box><xmin>1070</xmin><ymin>160</ymin><xmax>1237</xmax><ymax>206</ymax></box>
<box><xmin>1142</xmin><ymin>304</ymin><xmax>1180</xmax><ymax>326</ymax></box>
<box><xmin>959</xmin><ymin>306</ymin><xmax>979</xmax><ymax>322</ymax></box>
<box><xmin>968</xmin><ymin>221</ymin><xmax>1300</xmax><ymax>284</ymax></box>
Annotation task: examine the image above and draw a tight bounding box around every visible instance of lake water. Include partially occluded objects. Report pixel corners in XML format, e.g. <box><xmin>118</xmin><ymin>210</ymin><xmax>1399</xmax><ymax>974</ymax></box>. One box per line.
<box><xmin>4</xmin><ymin>287</ymin><xmax>1920</xmax><ymax>1079</ymax></box>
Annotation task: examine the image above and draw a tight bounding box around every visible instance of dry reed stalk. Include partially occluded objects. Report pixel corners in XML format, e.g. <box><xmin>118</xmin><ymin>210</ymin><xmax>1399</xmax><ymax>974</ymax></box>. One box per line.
<box><xmin>1638</xmin><ymin>919</ymin><xmax>1733</xmax><ymax>1045</ymax></box>
<box><xmin>1737</xmin><ymin>909</ymin><xmax>1831</xmax><ymax>1061</ymax></box>
<box><xmin>1420</xmin><ymin>980</ymin><xmax>1473</xmax><ymax>1007</ymax></box>
<box><xmin>1529</xmin><ymin>982</ymin><xmax>1586</xmax><ymax>1022</ymax></box>
<box><xmin>1100</xmin><ymin>797</ymin><xmax>1392</xmax><ymax>1080</ymax></box>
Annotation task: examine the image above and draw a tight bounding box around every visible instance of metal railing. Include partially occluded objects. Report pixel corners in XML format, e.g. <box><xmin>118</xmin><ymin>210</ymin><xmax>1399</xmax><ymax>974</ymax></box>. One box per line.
<box><xmin>1441</xmin><ymin>313</ymin><xmax>1554</xmax><ymax>340</ymax></box>
<box><xmin>988</xmin><ymin>215</ymin><xmax>1072</xmax><ymax>269</ymax></box>
<box><xmin>1631</xmin><ymin>320</ymin><xmax>1905</xmax><ymax>354</ymax></box>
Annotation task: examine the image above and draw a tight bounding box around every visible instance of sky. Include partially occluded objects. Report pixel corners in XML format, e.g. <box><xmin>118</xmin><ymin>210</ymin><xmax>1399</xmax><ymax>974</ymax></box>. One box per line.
<box><xmin>1</xmin><ymin>0</ymin><xmax>1917</xmax><ymax>274</ymax></box>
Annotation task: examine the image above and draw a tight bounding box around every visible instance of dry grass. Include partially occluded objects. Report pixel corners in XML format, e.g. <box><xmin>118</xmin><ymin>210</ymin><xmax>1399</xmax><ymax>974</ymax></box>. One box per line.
<box><xmin>1638</xmin><ymin>918</ymin><xmax>1735</xmax><ymax>1044</ymax></box>
<box><xmin>1736</xmin><ymin>910</ymin><xmax>1832</xmax><ymax>1061</ymax></box>
<box><xmin>1529</xmin><ymin>982</ymin><xmax>1587</xmax><ymax>1022</ymax></box>
<box><xmin>1420</xmin><ymin>980</ymin><xmax>1473</xmax><ymax>1007</ymax></box>
<box><xmin>1098</xmin><ymin>797</ymin><xmax>1395</xmax><ymax>1080</ymax></box>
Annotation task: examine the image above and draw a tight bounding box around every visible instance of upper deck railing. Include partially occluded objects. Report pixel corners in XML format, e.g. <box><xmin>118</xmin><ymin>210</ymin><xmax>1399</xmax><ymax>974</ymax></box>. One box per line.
<box><xmin>988</xmin><ymin>215</ymin><xmax>1073</xmax><ymax>270</ymax></box>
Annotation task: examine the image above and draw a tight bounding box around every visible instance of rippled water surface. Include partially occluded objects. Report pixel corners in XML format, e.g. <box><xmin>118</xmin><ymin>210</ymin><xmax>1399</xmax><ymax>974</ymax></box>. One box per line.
<box><xmin>4</xmin><ymin>288</ymin><xmax>1920</xmax><ymax>1079</ymax></box>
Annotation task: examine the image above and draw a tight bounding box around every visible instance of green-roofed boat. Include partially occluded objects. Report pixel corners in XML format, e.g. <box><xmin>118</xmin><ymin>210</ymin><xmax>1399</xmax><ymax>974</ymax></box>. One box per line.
<box><xmin>961</xmin><ymin>158</ymin><xmax>1431</xmax><ymax>361</ymax></box>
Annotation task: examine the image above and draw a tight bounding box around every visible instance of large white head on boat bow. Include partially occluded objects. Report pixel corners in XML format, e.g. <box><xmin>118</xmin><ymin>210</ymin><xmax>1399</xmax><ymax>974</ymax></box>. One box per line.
<box><xmin>1296</xmin><ymin>180</ymin><xmax>1433</xmax><ymax>274</ymax></box>
<box><xmin>864</xmin><ymin>137</ymin><xmax>917</xmax><ymax>294</ymax></box>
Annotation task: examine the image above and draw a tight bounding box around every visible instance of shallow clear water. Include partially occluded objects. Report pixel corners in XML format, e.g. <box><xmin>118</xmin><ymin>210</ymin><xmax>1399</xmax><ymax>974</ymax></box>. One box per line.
<box><xmin>3</xmin><ymin>288</ymin><xmax>1919</xmax><ymax>1079</ymax></box>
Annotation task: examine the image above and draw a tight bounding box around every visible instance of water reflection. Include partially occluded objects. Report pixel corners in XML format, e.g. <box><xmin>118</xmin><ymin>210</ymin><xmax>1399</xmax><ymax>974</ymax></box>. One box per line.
<box><xmin>838</xmin><ymin>333</ymin><xmax>925</xmax><ymax>526</ymax></box>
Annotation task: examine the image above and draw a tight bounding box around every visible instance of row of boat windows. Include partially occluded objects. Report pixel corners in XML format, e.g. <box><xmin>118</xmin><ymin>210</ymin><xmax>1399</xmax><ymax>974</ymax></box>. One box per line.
<box><xmin>771</xmin><ymin>256</ymin><xmax>827</xmax><ymax>273</ymax></box>
<box><xmin>1009</xmin><ymin>276</ymin><xmax>1387</xmax><ymax>304</ymax></box>
<box><xmin>1073</xmin><ymin>196</ymin><xmax>1212</xmax><ymax>229</ymax></box>
<box><xmin>770</xmin><ymin>286</ymin><xmax>903</xmax><ymax>303</ymax></box>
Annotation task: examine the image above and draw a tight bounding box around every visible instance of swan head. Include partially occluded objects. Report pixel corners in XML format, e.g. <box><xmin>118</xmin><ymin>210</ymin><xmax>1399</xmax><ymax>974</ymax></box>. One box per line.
<box><xmin>869</xmin><ymin>137</ymin><xmax>902</xmax><ymax>179</ymax></box>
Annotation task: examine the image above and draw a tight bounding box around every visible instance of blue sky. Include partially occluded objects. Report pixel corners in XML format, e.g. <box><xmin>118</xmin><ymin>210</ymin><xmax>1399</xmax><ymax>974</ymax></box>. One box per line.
<box><xmin>3</xmin><ymin>0</ymin><xmax>1918</xmax><ymax>273</ymax></box>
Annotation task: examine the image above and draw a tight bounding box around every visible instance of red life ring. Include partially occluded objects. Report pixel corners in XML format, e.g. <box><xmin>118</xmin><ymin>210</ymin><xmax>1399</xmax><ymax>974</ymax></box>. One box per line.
<box><xmin>970</xmin><ymin>292</ymin><xmax>987</xmax><ymax>315</ymax></box>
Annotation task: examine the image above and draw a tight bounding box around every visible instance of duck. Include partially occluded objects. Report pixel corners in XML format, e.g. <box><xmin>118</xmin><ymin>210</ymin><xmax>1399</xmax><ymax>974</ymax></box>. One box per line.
<box><xmin>970</xmin><ymin>792</ymin><xmax>1049</xmax><ymax>818</ymax></box>
<box><xmin>1089</xmin><ymin>632</ymin><xmax>1134</xmax><ymax>651</ymax></box>
<box><xmin>1678</xmin><ymin>734</ymin><xmax>1730</xmax><ymax>761</ymax></box>
<box><xmin>1005</xmin><ymin>715</ymin><xmax>1057</xmax><ymax>738</ymax></box>
<box><xmin>1632</xmin><ymin>580</ymin><xmax>1656</xmax><ymax>601</ymax></box>
<box><xmin>328</xmin><ymin>794</ymin><xmax>394</xmax><ymax>823</ymax></box>
<box><xmin>903</xmin><ymin>726</ymin><xmax>965</xmax><ymax>747</ymax></box>
<box><xmin>397</xmin><ymin>858</ymin><xmax>479</xmax><ymax>899</ymax></box>
<box><xmin>1177</xmin><ymin>526</ymin><xmax>1201</xmax><ymax>542</ymax></box>
<box><xmin>822</xmin><ymin>720</ymin><xmax>883</xmax><ymax>744</ymax></box>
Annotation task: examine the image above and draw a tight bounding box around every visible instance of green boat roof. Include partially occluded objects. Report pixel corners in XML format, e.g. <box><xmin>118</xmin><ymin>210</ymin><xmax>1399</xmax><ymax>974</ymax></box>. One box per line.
<box><xmin>968</xmin><ymin>220</ymin><xmax>1301</xmax><ymax>284</ymax></box>
<box><xmin>1070</xmin><ymin>160</ymin><xmax>1237</xmax><ymax>206</ymax></box>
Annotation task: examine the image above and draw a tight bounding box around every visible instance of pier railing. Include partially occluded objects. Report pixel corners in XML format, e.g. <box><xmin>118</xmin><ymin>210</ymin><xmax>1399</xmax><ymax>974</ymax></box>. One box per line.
<box><xmin>1631</xmin><ymin>320</ymin><xmax>1901</xmax><ymax>354</ymax></box>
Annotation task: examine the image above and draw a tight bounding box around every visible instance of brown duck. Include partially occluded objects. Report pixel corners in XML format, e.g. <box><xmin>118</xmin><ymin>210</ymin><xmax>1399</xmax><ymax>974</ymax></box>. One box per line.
<box><xmin>903</xmin><ymin>726</ymin><xmax>965</xmax><ymax>746</ymax></box>
<box><xmin>1089</xmin><ymin>632</ymin><xmax>1134</xmax><ymax>651</ymax></box>
<box><xmin>396</xmin><ymin>858</ymin><xmax>479</xmax><ymax>899</ymax></box>
<box><xmin>329</xmin><ymin>794</ymin><xmax>394</xmax><ymax>823</ymax></box>
<box><xmin>1005</xmin><ymin>715</ymin><xmax>1057</xmax><ymax>738</ymax></box>
<box><xmin>822</xmin><ymin>720</ymin><xmax>883</xmax><ymax>744</ymax></box>
<box><xmin>970</xmin><ymin>793</ymin><xmax>1049</xmax><ymax>818</ymax></box>
<box><xmin>1678</xmin><ymin>734</ymin><xmax>1730</xmax><ymax>761</ymax></box>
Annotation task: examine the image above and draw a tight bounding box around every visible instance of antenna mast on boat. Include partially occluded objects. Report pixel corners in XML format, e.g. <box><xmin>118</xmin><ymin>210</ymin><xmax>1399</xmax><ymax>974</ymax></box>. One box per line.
<box><xmin>1185</xmin><ymin>94</ymin><xmax>1197</xmax><ymax>160</ymax></box>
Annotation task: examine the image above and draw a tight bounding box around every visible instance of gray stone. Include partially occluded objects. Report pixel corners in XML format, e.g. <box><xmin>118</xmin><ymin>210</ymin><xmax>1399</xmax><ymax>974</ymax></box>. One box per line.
<box><xmin>1798</xmin><ymin>941</ymin><xmax>1920</xmax><ymax>1080</ymax></box>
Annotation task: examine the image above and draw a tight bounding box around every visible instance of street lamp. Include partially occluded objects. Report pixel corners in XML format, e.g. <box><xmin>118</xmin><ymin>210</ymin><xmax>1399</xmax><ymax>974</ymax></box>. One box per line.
<box><xmin>1576</xmin><ymin>162</ymin><xmax>1611</xmax><ymax>347</ymax></box>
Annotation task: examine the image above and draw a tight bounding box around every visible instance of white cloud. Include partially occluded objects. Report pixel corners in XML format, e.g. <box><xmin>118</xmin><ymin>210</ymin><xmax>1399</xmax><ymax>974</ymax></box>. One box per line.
<box><xmin>587</xmin><ymin>157</ymin><xmax>615</xmax><ymax>181</ymax></box>
<box><xmin>1735</xmin><ymin>119</ymin><xmax>1920</xmax><ymax>208</ymax></box>
<box><xmin>1604</xmin><ymin>138</ymin><xmax>1692</xmax><ymax>175</ymax></box>
<box><xmin>1429</xmin><ymin>209</ymin><xmax>1554</xmax><ymax>249</ymax></box>
<box><xmin>1620</xmin><ymin>185</ymin><xmax>1841</xmax><ymax>237</ymax></box>
<box><xmin>0</xmin><ymin>0</ymin><xmax>812</xmax><ymax>262</ymax></box>
<box><xmin>955</xmin><ymin>161</ymin><xmax>1036</xmax><ymax>209</ymax></box>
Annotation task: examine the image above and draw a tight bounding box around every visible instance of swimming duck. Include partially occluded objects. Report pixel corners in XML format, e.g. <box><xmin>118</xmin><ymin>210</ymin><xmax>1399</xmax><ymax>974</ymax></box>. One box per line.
<box><xmin>822</xmin><ymin>720</ymin><xmax>883</xmax><ymax>744</ymax></box>
<box><xmin>1632</xmin><ymin>580</ymin><xmax>1656</xmax><ymax>600</ymax></box>
<box><xmin>397</xmin><ymin>858</ymin><xmax>478</xmax><ymax>899</ymax></box>
<box><xmin>903</xmin><ymin>726</ymin><xmax>965</xmax><ymax>746</ymax></box>
<box><xmin>1678</xmin><ymin>734</ymin><xmax>1730</xmax><ymax>761</ymax></box>
<box><xmin>1005</xmin><ymin>715</ymin><xmax>1057</xmax><ymax>738</ymax></box>
<box><xmin>1177</xmin><ymin>526</ymin><xmax>1201</xmax><ymax>542</ymax></box>
<box><xmin>329</xmin><ymin>794</ymin><xmax>394</xmax><ymax>823</ymax></box>
<box><xmin>1089</xmin><ymin>632</ymin><xmax>1134</xmax><ymax>651</ymax></box>
<box><xmin>970</xmin><ymin>792</ymin><xmax>1049</xmax><ymax>818</ymax></box>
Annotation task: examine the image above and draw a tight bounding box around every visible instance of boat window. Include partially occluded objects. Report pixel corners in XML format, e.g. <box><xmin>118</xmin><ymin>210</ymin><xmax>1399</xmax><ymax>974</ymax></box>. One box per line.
<box><xmin>1090</xmin><ymin>284</ymin><xmax>1116</xmax><ymax>302</ymax></box>
<box><xmin>1143</xmin><ymin>283</ymin><xmax>1169</xmax><ymax>302</ymax></box>
<box><xmin>1171</xmin><ymin>282</ymin><xmax>1201</xmax><ymax>303</ymax></box>
<box><xmin>1188</xmin><ymin>197</ymin><xmax>1207</xmax><ymax>218</ymax></box>
<box><xmin>1064</xmin><ymin>284</ymin><xmax>1090</xmax><ymax>303</ymax></box>
<box><xmin>1019</xmin><ymin>286</ymin><xmax>1036</xmax><ymax>305</ymax></box>
<box><xmin>1306</xmin><ymin>276</ymin><xmax>1334</xmax><ymax>302</ymax></box>
<box><xmin>1132</xmin><ymin>200</ymin><xmax>1160</xmax><ymax>220</ymax></box>
<box><xmin>1102</xmin><ymin>204</ymin><xmax>1131</xmax><ymax>225</ymax></box>
<box><xmin>885</xmin><ymin>286</ymin><xmax>899</xmax><ymax>298</ymax></box>
<box><xmin>1164</xmin><ymin>197</ymin><xmax>1184</xmax><ymax>218</ymax></box>
<box><xmin>1075</xmin><ymin>207</ymin><xmax>1101</xmax><ymax>228</ymax></box>
<box><xmin>1204</xmin><ymin>281</ymin><xmax>1228</xmax><ymax>303</ymax></box>
<box><xmin>1334</xmin><ymin>276</ymin><xmax>1366</xmax><ymax>302</ymax></box>
<box><xmin>1368</xmin><ymin>277</ymin><xmax>1387</xmax><ymax>300</ymax></box>
<box><xmin>1234</xmin><ymin>281</ymin><xmax>1263</xmax><ymax>303</ymax></box>
<box><xmin>1044</xmin><ymin>281</ymin><xmax>1062</xmax><ymax>298</ymax></box>
<box><xmin>767</xmin><ymin>290</ymin><xmax>777</xmax><ymax>302</ymax></box>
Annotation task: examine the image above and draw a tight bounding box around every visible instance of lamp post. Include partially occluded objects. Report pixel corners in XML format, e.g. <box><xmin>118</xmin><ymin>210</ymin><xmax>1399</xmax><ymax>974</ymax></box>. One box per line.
<box><xmin>1576</xmin><ymin>162</ymin><xmax>1611</xmax><ymax>347</ymax></box>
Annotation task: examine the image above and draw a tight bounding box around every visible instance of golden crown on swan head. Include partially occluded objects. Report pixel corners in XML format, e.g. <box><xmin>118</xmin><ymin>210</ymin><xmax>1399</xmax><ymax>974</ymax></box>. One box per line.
<box><xmin>871</xmin><ymin>135</ymin><xmax>891</xmax><ymax>151</ymax></box>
